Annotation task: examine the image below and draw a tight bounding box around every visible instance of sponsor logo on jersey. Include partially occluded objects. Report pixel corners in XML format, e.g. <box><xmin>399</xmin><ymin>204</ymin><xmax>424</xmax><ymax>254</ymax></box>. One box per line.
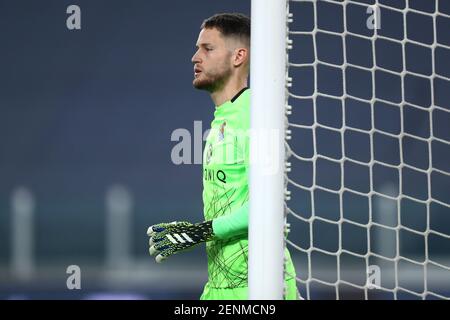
<box><xmin>204</xmin><ymin>168</ymin><xmax>226</xmax><ymax>183</ymax></box>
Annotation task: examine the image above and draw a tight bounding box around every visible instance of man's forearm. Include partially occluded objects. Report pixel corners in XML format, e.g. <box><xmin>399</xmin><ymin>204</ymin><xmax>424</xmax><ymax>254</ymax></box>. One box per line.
<box><xmin>212</xmin><ymin>202</ymin><xmax>248</xmax><ymax>240</ymax></box>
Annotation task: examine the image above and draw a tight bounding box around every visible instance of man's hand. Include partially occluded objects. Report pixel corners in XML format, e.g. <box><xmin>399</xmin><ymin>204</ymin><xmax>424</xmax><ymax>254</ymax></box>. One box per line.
<box><xmin>147</xmin><ymin>220</ymin><xmax>214</xmax><ymax>263</ymax></box>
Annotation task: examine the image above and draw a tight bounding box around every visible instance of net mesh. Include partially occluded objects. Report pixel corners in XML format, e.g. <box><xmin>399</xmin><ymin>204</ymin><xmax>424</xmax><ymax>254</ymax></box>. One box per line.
<box><xmin>285</xmin><ymin>0</ymin><xmax>450</xmax><ymax>300</ymax></box>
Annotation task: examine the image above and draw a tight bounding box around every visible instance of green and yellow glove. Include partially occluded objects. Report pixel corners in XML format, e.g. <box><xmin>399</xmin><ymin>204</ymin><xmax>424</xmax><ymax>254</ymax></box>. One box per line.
<box><xmin>147</xmin><ymin>220</ymin><xmax>215</xmax><ymax>263</ymax></box>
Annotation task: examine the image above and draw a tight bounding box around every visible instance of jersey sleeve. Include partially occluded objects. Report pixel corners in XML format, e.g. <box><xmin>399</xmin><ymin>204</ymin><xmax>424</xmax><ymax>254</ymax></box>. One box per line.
<box><xmin>212</xmin><ymin>201</ymin><xmax>248</xmax><ymax>240</ymax></box>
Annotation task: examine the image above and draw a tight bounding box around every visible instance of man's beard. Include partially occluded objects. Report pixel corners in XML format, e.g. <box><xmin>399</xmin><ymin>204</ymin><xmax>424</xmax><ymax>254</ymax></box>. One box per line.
<box><xmin>193</xmin><ymin>65</ymin><xmax>232</xmax><ymax>92</ymax></box>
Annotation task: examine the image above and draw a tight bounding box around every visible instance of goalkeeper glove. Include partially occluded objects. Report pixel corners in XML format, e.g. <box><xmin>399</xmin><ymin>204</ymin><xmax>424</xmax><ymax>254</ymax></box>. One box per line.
<box><xmin>147</xmin><ymin>220</ymin><xmax>215</xmax><ymax>263</ymax></box>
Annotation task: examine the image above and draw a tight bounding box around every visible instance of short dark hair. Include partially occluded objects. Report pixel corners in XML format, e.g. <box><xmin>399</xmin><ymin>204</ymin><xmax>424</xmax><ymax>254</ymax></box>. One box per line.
<box><xmin>200</xmin><ymin>13</ymin><xmax>250</xmax><ymax>45</ymax></box>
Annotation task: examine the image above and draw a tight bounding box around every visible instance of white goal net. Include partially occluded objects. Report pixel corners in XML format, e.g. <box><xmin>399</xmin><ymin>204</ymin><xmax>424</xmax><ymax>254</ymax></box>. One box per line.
<box><xmin>285</xmin><ymin>0</ymin><xmax>450</xmax><ymax>300</ymax></box>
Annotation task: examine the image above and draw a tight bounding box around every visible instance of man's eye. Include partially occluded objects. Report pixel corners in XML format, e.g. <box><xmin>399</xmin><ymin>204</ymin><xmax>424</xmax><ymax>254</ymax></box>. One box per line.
<box><xmin>206</xmin><ymin>48</ymin><xmax>213</xmax><ymax>51</ymax></box>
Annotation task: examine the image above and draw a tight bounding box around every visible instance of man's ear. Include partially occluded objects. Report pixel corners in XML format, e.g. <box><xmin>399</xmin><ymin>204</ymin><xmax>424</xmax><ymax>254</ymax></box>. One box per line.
<box><xmin>233</xmin><ymin>47</ymin><xmax>249</xmax><ymax>68</ymax></box>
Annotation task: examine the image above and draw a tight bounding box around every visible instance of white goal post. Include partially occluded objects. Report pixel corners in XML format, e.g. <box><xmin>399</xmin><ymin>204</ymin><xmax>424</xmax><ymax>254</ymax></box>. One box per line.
<box><xmin>249</xmin><ymin>0</ymin><xmax>450</xmax><ymax>300</ymax></box>
<box><xmin>249</xmin><ymin>0</ymin><xmax>288</xmax><ymax>300</ymax></box>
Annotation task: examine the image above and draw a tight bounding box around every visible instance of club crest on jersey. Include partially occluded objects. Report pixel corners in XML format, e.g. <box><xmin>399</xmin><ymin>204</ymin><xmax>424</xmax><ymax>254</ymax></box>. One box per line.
<box><xmin>218</xmin><ymin>121</ymin><xmax>226</xmax><ymax>141</ymax></box>
<box><xmin>206</xmin><ymin>143</ymin><xmax>213</xmax><ymax>165</ymax></box>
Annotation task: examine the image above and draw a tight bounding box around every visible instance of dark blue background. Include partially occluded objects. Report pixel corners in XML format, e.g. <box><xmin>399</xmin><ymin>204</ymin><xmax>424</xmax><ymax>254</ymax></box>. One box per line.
<box><xmin>0</xmin><ymin>0</ymin><xmax>448</xmax><ymax>299</ymax></box>
<box><xmin>0</xmin><ymin>0</ymin><xmax>250</xmax><ymax>262</ymax></box>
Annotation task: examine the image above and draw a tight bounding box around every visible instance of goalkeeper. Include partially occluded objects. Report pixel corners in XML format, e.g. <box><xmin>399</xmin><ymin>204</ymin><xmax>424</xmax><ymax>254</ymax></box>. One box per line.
<box><xmin>147</xmin><ymin>13</ymin><xmax>299</xmax><ymax>300</ymax></box>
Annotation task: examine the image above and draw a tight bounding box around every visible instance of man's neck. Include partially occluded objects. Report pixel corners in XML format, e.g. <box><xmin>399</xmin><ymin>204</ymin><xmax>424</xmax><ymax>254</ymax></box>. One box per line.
<box><xmin>210</xmin><ymin>78</ymin><xmax>248</xmax><ymax>107</ymax></box>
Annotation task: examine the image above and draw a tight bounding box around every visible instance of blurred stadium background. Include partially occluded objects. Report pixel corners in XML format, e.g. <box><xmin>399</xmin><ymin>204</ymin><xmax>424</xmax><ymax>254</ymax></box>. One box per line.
<box><xmin>0</xmin><ymin>0</ymin><xmax>448</xmax><ymax>299</ymax></box>
<box><xmin>0</xmin><ymin>0</ymin><xmax>251</xmax><ymax>300</ymax></box>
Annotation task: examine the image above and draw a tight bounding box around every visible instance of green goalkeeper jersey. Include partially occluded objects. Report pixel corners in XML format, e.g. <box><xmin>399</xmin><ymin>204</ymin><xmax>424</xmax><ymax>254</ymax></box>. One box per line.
<box><xmin>202</xmin><ymin>87</ymin><xmax>250</xmax><ymax>289</ymax></box>
<box><xmin>202</xmin><ymin>88</ymin><xmax>296</xmax><ymax>291</ymax></box>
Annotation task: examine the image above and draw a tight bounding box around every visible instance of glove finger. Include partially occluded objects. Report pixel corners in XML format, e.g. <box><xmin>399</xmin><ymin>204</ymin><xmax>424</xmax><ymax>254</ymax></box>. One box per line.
<box><xmin>147</xmin><ymin>228</ymin><xmax>168</xmax><ymax>245</ymax></box>
<box><xmin>149</xmin><ymin>244</ymin><xmax>170</xmax><ymax>256</ymax></box>
<box><xmin>149</xmin><ymin>245</ymin><xmax>158</xmax><ymax>256</ymax></box>
<box><xmin>155</xmin><ymin>253</ymin><xmax>168</xmax><ymax>263</ymax></box>
<box><xmin>154</xmin><ymin>241</ymin><xmax>171</xmax><ymax>252</ymax></box>
<box><xmin>149</xmin><ymin>234</ymin><xmax>166</xmax><ymax>246</ymax></box>
<box><xmin>152</xmin><ymin>230</ymin><xmax>169</xmax><ymax>241</ymax></box>
<box><xmin>147</xmin><ymin>223</ymin><xmax>169</xmax><ymax>236</ymax></box>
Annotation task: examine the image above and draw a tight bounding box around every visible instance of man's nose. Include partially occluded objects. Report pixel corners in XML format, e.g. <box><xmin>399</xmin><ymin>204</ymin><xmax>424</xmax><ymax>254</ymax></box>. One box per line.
<box><xmin>191</xmin><ymin>50</ymin><xmax>201</xmax><ymax>64</ymax></box>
